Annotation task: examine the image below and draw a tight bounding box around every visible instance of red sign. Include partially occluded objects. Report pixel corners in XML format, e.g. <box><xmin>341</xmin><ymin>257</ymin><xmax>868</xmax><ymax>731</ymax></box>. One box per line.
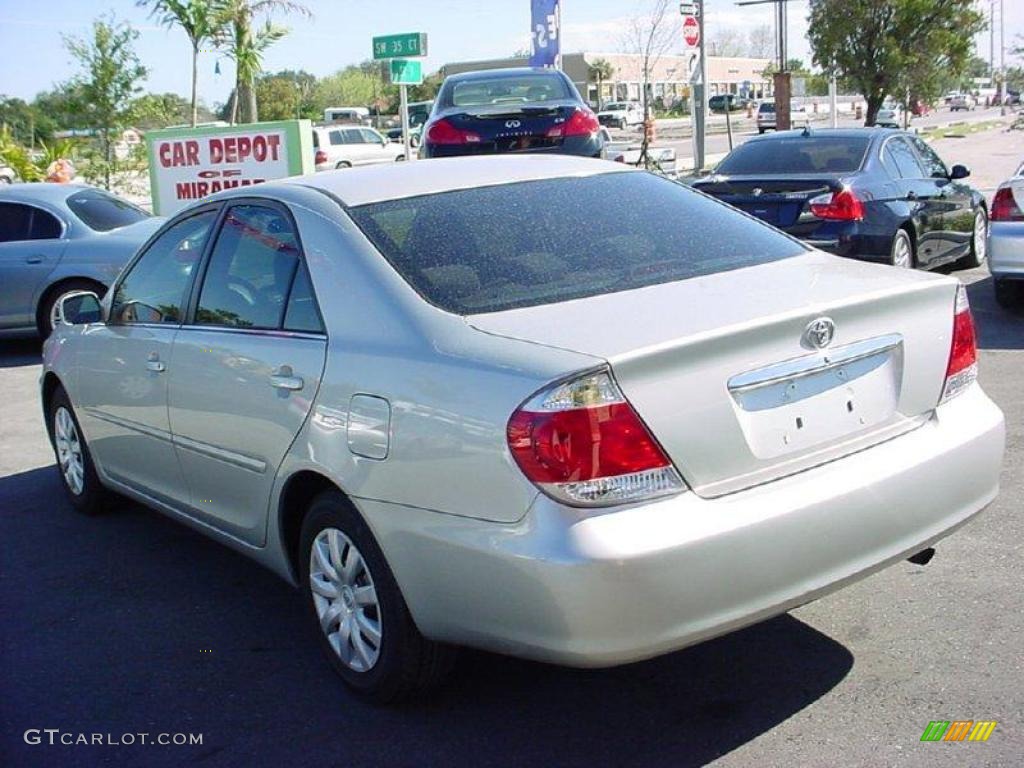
<box><xmin>683</xmin><ymin>15</ymin><xmax>699</xmax><ymax>48</ymax></box>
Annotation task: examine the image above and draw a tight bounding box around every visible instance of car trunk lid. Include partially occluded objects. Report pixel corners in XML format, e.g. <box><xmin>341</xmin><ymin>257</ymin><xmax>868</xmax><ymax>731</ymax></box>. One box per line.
<box><xmin>469</xmin><ymin>252</ymin><xmax>958</xmax><ymax>498</ymax></box>
<box><xmin>694</xmin><ymin>174</ymin><xmax>843</xmax><ymax>229</ymax></box>
<box><xmin>445</xmin><ymin>103</ymin><xmax>580</xmax><ymax>152</ymax></box>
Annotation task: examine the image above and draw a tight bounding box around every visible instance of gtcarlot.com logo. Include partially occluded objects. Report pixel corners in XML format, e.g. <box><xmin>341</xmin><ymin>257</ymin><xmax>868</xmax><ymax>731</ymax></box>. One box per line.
<box><xmin>920</xmin><ymin>720</ymin><xmax>997</xmax><ymax>742</ymax></box>
<box><xmin>24</xmin><ymin>729</ymin><xmax>203</xmax><ymax>747</ymax></box>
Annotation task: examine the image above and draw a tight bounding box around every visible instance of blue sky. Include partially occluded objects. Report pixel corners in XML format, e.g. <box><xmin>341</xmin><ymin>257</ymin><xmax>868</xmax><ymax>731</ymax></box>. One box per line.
<box><xmin>0</xmin><ymin>0</ymin><xmax>1019</xmax><ymax>107</ymax></box>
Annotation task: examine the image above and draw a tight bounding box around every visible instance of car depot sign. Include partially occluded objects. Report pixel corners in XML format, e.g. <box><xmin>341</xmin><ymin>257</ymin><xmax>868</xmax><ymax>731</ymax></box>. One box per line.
<box><xmin>145</xmin><ymin>120</ymin><xmax>313</xmax><ymax>215</ymax></box>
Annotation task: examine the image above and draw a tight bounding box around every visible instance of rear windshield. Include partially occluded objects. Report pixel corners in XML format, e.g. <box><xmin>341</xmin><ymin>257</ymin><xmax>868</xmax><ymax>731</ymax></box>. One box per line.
<box><xmin>716</xmin><ymin>136</ymin><xmax>871</xmax><ymax>175</ymax></box>
<box><xmin>758</xmin><ymin>103</ymin><xmax>775</xmax><ymax>113</ymax></box>
<box><xmin>66</xmin><ymin>189</ymin><xmax>149</xmax><ymax>232</ymax></box>
<box><xmin>446</xmin><ymin>74</ymin><xmax>571</xmax><ymax>108</ymax></box>
<box><xmin>347</xmin><ymin>172</ymin><xmax>805</xmax><ymax>315</ymax></box>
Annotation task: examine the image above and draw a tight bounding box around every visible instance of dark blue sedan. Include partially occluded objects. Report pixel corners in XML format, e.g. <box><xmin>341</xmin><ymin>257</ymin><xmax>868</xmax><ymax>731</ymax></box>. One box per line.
<box><xmin>691</xmin><ymin>128</ymin><xmax>989</xmax><ymax>271</ymax></box>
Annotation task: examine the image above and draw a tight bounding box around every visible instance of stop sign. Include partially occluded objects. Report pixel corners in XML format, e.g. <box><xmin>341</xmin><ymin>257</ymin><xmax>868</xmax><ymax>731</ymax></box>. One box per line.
<box><xmin>683</xmin><ymin>16</ymin><xmax>699</xmax><ymax>48</ymax></box>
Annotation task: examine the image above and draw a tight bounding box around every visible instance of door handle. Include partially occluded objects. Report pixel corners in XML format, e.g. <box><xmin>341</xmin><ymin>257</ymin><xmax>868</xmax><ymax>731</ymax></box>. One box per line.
<box><xmin>905</xmin><ymin>191</ymin><xmax>917</xmax><ymax>201</ymax></box>
<box><xmin>25</xmin><ymin>255</ymin><xmax>43</xmax><ymax>264</ymax></box>
<box><xmin>269</xmin><ymin>365</ymin><xmax>303</xmax><ymax>391</ymax></box>
<box><xmin>146</xmin><ymin>352</ymin><xmax>165</xmax><ymax>373</ymax></box>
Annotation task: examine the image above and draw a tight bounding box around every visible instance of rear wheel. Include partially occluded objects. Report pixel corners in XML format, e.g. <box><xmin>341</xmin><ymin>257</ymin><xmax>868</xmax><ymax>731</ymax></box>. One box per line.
<box><xmin>959</xmin><ymin>209</ymin><xmax>988</xmax><ymax>269</ymax></box>
<box><xmin>335</xmin><ymin>161</ymin><xmax>352</xmax><ymax>170</ymax></box>
<box><xmin>889</xmin><ymin>229</ymin><xmax>914</xmax><ymax>269</ymax></box>
<box><xmin>299</xmin><ymin>491</ymin><xmax>455</xmax><ymax>703</ymax></box>
<box><xmin>395</xmin><ymin>154</ymin><xmax>405</xmax><ymax>162</ymax></box>
<box><xmin>47</xmin><ymin>386</ymin><xmax>107</xmax><ymax>515</ymax></box>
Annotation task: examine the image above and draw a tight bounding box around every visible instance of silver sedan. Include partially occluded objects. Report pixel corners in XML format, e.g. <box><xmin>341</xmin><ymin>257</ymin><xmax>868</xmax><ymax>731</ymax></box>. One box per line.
<box><xmin>0</xmin><ymin>183</ymin><xmax>163</xmax><ymax>338</ymax></box>
<box><xmin>41</xmin><ymin>156</ymin><xmax>1005</xmax><ymax>702</ymax></box>
<box><xmin>989</xmin><ymin>160</ymin><xmax>1024</xmax><ymax>309</ymax></box>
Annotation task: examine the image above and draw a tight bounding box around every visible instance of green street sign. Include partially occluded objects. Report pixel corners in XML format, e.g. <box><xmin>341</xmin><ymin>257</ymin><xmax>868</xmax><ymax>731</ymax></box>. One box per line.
<box><xmin>373</xmin><ymin>33</ymin><xmax>427</xmax><ymax>60</ymax></box>
<box><xmin>390</xmin><ymin>58</ymin><xmax>423</xmax><ymax>86</ymax></box>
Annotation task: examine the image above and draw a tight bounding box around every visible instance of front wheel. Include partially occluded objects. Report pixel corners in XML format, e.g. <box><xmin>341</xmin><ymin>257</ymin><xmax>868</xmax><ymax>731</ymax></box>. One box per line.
<box><xmin>48</xmin><ymin>386</ymin><xmax>107</xmax><ymax>515</ymax></box>
<box><xmin>300</xmin><ymin>491</ymin><xmax>455</xmax><ymax>703</ymax></box>
<box><xmin>890</xmin><ymin>229</ymin><xmax>914</xmax><ymax>269</ymax></box>
<box><xmin>959</xmin><ymin>209</ymin><xmax>988</xmax><ymax>269</ymax></box>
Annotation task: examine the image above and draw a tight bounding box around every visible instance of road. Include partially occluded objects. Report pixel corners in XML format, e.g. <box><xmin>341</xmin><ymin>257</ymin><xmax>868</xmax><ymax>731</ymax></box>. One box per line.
<box><xmin>1</xmin><ymin>125</ymin><xmax>1022</xmax><ymax>768</ymax></box>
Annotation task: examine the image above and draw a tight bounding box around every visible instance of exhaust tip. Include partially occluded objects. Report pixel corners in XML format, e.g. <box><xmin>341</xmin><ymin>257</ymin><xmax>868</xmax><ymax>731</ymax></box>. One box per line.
<box><xmin>907</xmin><ymin>547</ymin><xmax>936</xmax><ymax>566</ymax></box>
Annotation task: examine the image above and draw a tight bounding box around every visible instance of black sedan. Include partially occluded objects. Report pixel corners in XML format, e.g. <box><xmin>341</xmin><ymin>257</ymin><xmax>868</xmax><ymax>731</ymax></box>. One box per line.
<box><xmin>420</xmin><ymin>67</ymin><xmax>605</xmax><ymax>159</ymax></box>
<box><xmin>691</xmin><ymin>128</ymin><xmax>989</xmax><ymax>271</ymax></box>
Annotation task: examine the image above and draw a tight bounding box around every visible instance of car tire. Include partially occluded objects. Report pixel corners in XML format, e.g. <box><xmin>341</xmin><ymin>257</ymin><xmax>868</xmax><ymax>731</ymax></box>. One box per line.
<box><xmin>958</xmin><ymin>209</ymin><xmax>988</xmax><ymax>269</ymax></box>
<box><xmin>757</xmin><ymin>127</ymin><xmax>765</xmax><ymax>134</ymax></box>
<box><xmin>994</xmin><ymin>280</ymin><xmax>1022</xmax><ymax>310</ymax></box>
<box><xmin>47</xmin><ymin>385</ymin><xmax>108</xmax><ymax>515</ymax></box>
<box><xmin>299</xmin><ymin>490</ymin><xmax>456</xmax><ymax>703</ymax></box>
<box><xmin>335</xmin><ymin>161</ymin><xmax>352</xmax><ymax>170</ymax></box>
<box><xmin>37</xmin><ymin>278</ymin><xmax>105</xmax><ymax>339</ymax></box>
<box><xmin>395</xmin><ymin>155</ymin><xmax>405</xmax><ymax>162</ymax></box>
<box><xmin>890</xmin><ymin>229</ymin><xmax>915</xmax><ymax>269</ymax></box>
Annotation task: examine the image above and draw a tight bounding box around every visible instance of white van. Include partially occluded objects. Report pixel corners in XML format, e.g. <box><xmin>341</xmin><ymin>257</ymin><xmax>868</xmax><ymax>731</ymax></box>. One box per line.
<box><xmin>324</xmin><ymin>107</ymin><xmax>371</xmax><ymax>125</ymax></box>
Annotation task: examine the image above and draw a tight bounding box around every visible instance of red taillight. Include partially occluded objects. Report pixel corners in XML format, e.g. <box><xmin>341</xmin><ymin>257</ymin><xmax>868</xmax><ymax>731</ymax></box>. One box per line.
<box><xmin>809</xmin><ymin>188</ymin><xmax>865</xmax><ymax>221</ymax></box>
<box><xmin>991</xmin><ymin>186</ymin><xmax>1024</xmax><ymax>221</ymax></box>
<box><xmin>507</xmin><ymin>370</ymin><xmax>684</xmax><ymax>506</ymax></box>
<box><xmin>941</xmin><ymin>285</ymin><xmax>978</xmax><ymax>403</ymax></box>
<box><xmin>546</xmin><ymin>108</ymin><xmax>601</xmax><ymax>139</ymax></box>
<box><xmin>314</xmin><ymin>149</ymin><xmax>327</xmax><ymax>164</ymax></box>
<box><xmin>425</xmin><ymin>118</ymin><xmax>481</xmax><ymax>145</ymax></box>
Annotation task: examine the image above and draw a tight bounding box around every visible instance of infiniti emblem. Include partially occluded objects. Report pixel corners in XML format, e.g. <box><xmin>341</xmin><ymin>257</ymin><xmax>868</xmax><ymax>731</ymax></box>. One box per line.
<box><xmin>505</xmin><ymin>119</ymin><xmax>521</xmax><ymax>128</ymax></box>
<box><xmin>803</xmin><ymin>317</ymin><xmax>835</xmax><ymax>349</ymax></box>
<box><xmin>752</xmin><ymin>187</ymin><xmax>763</xmax><ymax>197</ymax></box>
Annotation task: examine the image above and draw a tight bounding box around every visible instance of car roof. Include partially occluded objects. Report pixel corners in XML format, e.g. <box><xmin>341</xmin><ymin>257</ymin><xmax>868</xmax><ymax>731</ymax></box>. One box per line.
<box><xmin>744</xmin><ymin>127</ymin><xmax>895</xmax><ymax>142</ymax></box>
<box><xmin>0</xmin><ymin>182</ymin><xmax>99</xmax><ymax>204</ymax></box>
<box><xmin>276</xmin><ymin>155</ymin><xmax>630</xmax><ymax>207</ymax></box>
<box><xmin>443</xmin><ymin>67</ymin><xmax>565</xmax><ymax>82</ymax></box>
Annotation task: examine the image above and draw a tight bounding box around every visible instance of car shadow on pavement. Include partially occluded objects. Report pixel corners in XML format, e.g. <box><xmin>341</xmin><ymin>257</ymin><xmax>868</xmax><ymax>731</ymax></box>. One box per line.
<box><xmin>0</xmin><ymin>338</ymin><xmax>42</xmax><ymax>369</ymax></box>
<box><xmin>965</xmin><ymin>275</ymin><xmax>1024</xmax><ymax>350</ymax></box>
<box><xmin>0</xmin><ymin>464</ymin><xmax>854</xmax><ymax>768</ymax></box>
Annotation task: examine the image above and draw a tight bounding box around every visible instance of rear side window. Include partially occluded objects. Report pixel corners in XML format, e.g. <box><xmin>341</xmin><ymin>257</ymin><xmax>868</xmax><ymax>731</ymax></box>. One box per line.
<box><xmin>909</xmin><ymin>137</ymin><xmax>948</xmax><ymax>178</ymax></box>
<box><xmin>283</xmin><ymin>261</ymin><xmax>324</xmax><ymax>333</ymax></box>
<box><xmin>716</xmin><ymin>137</ymin><xmax>870</xmax><ymax>175</ymax></box>
<box><xmin>347</xmin><ymin>172</ymin><xmax>805</xmax><ymax>315</ymax></box>
<box><xmin>0</xmin><ymin>203</ymin><xmax>61</xmax><ymax>242</ymax></box>
<box><xmin>66</xmin><ymin>189</ymin><xmax>149</xmax><ymax>232</ymax></box>
<box><xmin>886</xmin><ymin>137</ymin><xmax>926</xmax><ymax>179</ymax></box>
<box><xmin>195</xmin><ymin>205</ymin><xmax>301</xmax><ymax>329</ymax></box>
<box><xmin>446</xmin><ymin>74</ymin><xmax>571</xmax><ymax>107</ymax></box>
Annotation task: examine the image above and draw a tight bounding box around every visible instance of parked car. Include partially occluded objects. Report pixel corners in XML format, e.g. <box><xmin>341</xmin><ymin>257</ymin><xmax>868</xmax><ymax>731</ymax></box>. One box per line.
<box><xmin>0</xmin><ymin>164</ymin><xmax>15</xmax><ymax>184</ymax></box>
<box><xmin>421</xmin><ymin>68</ymin><xmax>604</xmax><ymax>159</ymax></box>
<box><xmin>0</xmin><ymin>183</ymin><xmax>162</xmax><ymax>338</ymax></box>
<box><xmin>384</xmin><ymin>125</ymin><xmax>422</xmax><ymax>147</ymax></box>
<box><xmin>709</xmin><ymin>94</ymin><xmax>743</xmax><ymax>113</ymax></box>
<box><xmin>43</xmin><ymin>156</ymin><xmax>1004</xmax><ymax>702</ymax></box>
<box><xmin>692</xmin><ymin>128</ymin><xmax>988</xmax><ymax>271</ymax></box>
<box><xmin>756</xmin><ymin>101</ymin><xmax>810</xmax><ymax>133</ymax></box>
<box><xmin>949</xmin><ymin>94</ymin><xmax>976</xmax><ymax>112</ymax></box>
<box><xmin>875</xmin><ymin>103</ymin><xmax>905</xmax><ymax>128</ymax></box>
<box><xmin>989</xmin><ymin>160</ymin><xmax>1024</xmax><ymax>309</ymax></box>
<box><xmin>597</xmin><ymin>101</ymin><xmax>643</xmax><ymax>129</ymax></box>
<box><xmin>323</xmin><ymin>107</ymin><xmax>371</xmax><ymax>125</ymax></box>
<box><xmin>312</xmin><ymin>125</ymin><xmax>406</xmax><ymax>171</ymax></box>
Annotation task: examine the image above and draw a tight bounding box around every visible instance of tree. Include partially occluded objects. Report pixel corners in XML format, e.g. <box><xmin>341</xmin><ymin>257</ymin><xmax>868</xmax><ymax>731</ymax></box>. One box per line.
<box><xmin>254</xmin><ymin>69</ymin><xmax>318</xmax><ymax>120</ymax></box>
<box><xmin>138</xmin><ymin>1</ymin><xmax>223</xmax><ymax>127</ymax></box>
<box><xmin>589</xmin><ymin>58</ymin><xmax>615</xmax><ymax>110</ymax></box>
<box><xmin>622</xmin><ymin>0</ymin><xmax>678</xmax><ymax>167</ymax></box>
<box><xmin>807</xmin><ymin>0</ymin><xmax>985</xmax><ymax>126</ymax></box>
<box><xmin>63</xmin><ymin>15</ymin><xmax>148</xmax><ymax>189</ymax></box>
<box><xmin>33</xmin><ymin>84</ymin><xmax>91</xmax><ymax>133</ymax></box>
<box><xmin>129</xmin><ymin>92</ymin><xmax>211</xmax><ymax>128</ymax></box>
<box><xmin>0</xmin><ymin>96</ymin><xmax>56</xmax><ymax>146</ymax></box>
<box><xmin>218</xmin><ymin>0</ymin><xmax>311</xmax><ymax>123</ymax></box>
<box><xmin>314</xmin><ymin>66</ymin><xmax>385</xmax><ymax>113</ymax></box>
<box><xmin>707</xmin><ymin>28</ymin><xmax>746</xmax><ymax>57</ymax></box>
<box><xmin>747</xmin><ymin>24</ymin><xmax>774</xmax><ymax>59</ymax></box>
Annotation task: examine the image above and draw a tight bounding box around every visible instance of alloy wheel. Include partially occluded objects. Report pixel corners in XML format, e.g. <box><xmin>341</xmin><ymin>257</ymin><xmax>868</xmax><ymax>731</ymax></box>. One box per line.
<box><xmin>892</xmin><ymin>234</ymin><xmax>913</xmax><ymax>269</ymax></box>
<box><xmin>973</xmin><ymin>211</ymin><xmax>987</xmax><ymax>264</ymax></box>
<box><xmin>309</xmin><ymin>528</ymin><xmax>382</xmax><ymax>672</ymax></box>
<box><xmin>54</xmin><ymin>406</ymin><xmax>84</xmax><ymax>495</ymax></box>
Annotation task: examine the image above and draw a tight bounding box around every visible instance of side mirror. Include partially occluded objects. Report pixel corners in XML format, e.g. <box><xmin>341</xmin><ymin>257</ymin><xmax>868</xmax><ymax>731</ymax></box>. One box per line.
<box><xmin>950</xmin><ymin>164</ymin><xmax>970</xmax><ymax>180</ymax></box>
<box><xmin>58</xmin><ymin>291</ymin><xmax>102</xmax><ymax>326</ymax></box>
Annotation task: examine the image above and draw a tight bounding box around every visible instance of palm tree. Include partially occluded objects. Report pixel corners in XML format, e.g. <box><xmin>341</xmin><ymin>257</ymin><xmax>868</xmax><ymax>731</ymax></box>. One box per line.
<box><xmin>138</xmin><ymin>0</ymin><xmax>223</xmax><ymax>127</ymax></box>
<box><xmin>217</xmin><ymin>0</ymin><xmax>311</xmax><ymax>124</ymax></box>
<box><xmin>589</xmin><ymin>58</ymin><xmax>615</xmax><ymax>111</ymax></box>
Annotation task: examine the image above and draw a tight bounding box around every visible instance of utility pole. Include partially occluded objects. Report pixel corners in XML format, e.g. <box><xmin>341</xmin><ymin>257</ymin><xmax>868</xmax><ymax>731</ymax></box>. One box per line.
<box><xmin>737</xmin><ymin>0</ymin><xmax>799</xmax><ymax>131</ymax></box>
<box><xmin>999</xmin><ymin>0</ymin><xmax>1006</xmax><ymax>116</ymax></box>
<box><xmin>829</xmin><ymin>67</ymin><xmax>838</xmax><ymax>128</ymax></box>
<box><xmin>687</xmin><ymin>1</ymin><xmax>708</xmax><ymax>173</ymax></box>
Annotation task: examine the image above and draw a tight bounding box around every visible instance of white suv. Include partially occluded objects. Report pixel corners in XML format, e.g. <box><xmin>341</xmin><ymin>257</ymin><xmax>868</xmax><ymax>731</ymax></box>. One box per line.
<box><xmin>756</xmin><ymin>102</ymin><xmax>810</xmax><ymax>133</ymax></box>
<box><xmin>312</xmin><ymin>126</ymin><xmax>406</xmax><ymax>171</ymax></box>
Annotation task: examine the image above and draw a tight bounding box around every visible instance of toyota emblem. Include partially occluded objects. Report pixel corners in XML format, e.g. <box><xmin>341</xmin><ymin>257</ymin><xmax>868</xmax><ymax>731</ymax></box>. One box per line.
<box><xmin>803</xmin><ymin>317</ymin><xmax>836</xmax><ymax>349</ymax></box>
<box><xmin>505</xmin><ymin>120</ymin><xmax>521</xmax><ymax>128</ymax></box>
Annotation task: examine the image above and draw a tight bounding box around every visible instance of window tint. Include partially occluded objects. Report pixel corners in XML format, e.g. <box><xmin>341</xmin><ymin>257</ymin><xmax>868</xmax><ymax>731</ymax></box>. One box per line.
<box><xmin>886</xmin><ymin>137</ymin><xmax>926</xmax><ymax>178</ymax></box>
<box><xmin>360</xmin><ymin>128</ymin><xmax>382</xmax><ymax>144</ymax></box>
<box><xmin>66</xmin><ymin>189</ymin><xmax>149</xmax><ymax>232</ymax></box>
<box><xmin>716</xmin><ymin>137</ymin><xmax>870</xmax><ymax>175</ymax></box>
<box><xmin>347</xmin><ymin>172</ymin><xmax>805</xmax><ymax>315</ymax></box>
<box><xmin>283</xmin><ymin>261</ymin><xmax>324</xmax><ymax>333</ymax></box>
<box><xmin>112</xmin><ymin>210</ymin><xmax>216</xmax><ymax>324</ymax></box>
<box><xmin>758</xmin><ymin>103</ymin><xmax>775</xmax><ymax>113</ymax></box>
<box><xmin>909</xmin><ymin>137</ymin><xmax>948</xmax><ymax>178</ymax></box>
<box><xmin>447</xmin><ymin>73</ymin><xmax>571</xmax><ymax>107</ymax></box>
<box><xmin>0</xmin><ymin>203</ymin><xmax>61</xmax><ymax>242</ymax></box>
<box><xmin>880</xmin><ymin>146</ymin><xmax>901</xmax><ymax>178</ymax></box>
<box><xmin>343</xmin><ymin>129</ymin><xmax>364</xmax><ymax>144</ymax></box>
<box><xmin>196</xmin><ymin>205</ymin><xmax>300</xmax><ymax>329</ymax></box>
<box><xmin>329</xmin><ymin>130</ymin><xmax>344</xmax><ymax>146</ymax></box>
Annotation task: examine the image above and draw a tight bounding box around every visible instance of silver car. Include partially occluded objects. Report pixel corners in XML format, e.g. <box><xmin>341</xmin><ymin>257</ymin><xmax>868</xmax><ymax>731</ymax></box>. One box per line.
<box><xmin>0</xmin><ymin>183</ymin><xmax>162</xmax><ymax>338</ymax></box>
<box><xmin>41</xmin><ymin>156</ymin><xmax>1005</xmax><ymax>702</ymax></box>
<box><xmin>989</xmin><ymin>161</ymin><xmax>1024</xmax><ymax>309</ymax></box>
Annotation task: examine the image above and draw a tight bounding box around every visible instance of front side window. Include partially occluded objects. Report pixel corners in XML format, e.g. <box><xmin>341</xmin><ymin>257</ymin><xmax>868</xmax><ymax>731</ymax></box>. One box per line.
<box><xmin>112</xmin><ymin>210</ymin><xmax>217</xmax><ymax>324</ymax></box>
<box><xmin>195</xmin><ymin>205</ymin><xmax>301</xmax><ymax>329</ymax></box>
<box><xmin>342</xmin><ymin>129</ymin><xmax>364</xmax><ymax>144</ymax></box>
<box><xmin>360</xmin><ymin>128</ymin><xmax>383</xmax><ymax>144</ymax></box>
<box><xmin>66</xmin><ymin>189</ymin><xmax>149</xmax><ymax>232</ymax></box>
<box><xmin>348</xmin><ymin>172</ymin><xmax>805</xmax><ymax>315</ymax></box>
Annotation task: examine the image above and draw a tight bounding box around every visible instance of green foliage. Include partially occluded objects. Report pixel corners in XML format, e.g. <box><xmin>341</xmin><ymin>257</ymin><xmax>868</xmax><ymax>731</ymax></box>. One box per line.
<box><xmin>0</xmin><ymin>125</ymin><xmax>44</xmax><ymax>181</ymax></box>
<box><xmin>129</xmin><ymin>92</ymin><xmax>210</xmax><ymax>128</ymax></box>
<box><xmin>63</xmin><ymin>14</ymin><xmax>148</xmax><ymax>189</ymax></box>
<box><xmin>807</xmin><ymin>0</ymin><xmax>986</xmax><ymax>125</ymax></box>
<box><xmin>254</xmin><ymin>69</ymin><xmax>319</xmax><ymax>120</ymax></box>
<box><xmin>315</xmin><ymin>66</ymin><xmax>390</xmax><ymax>113</ymax></box>
<box><xmin>0</xmin><ymin>97</ymin><xmax>58</xmax><ymax>146</ymax></box>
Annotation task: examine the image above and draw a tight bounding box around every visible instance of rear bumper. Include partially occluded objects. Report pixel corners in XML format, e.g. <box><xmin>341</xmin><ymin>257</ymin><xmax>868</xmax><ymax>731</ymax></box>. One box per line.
<box><xmin>422</xmin><ymin>135</ymin><xmax>603</xmax><ymax>159</ymax></box>
<box><xmin>361</xmin><ymin>385</ymin><xmax>1004</xmax><ymax>666</ymax></box>
<box><xmin>989</xmin><ymin>222</ymin><xmax>1024</xmax><ymax>279</ymax></box>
